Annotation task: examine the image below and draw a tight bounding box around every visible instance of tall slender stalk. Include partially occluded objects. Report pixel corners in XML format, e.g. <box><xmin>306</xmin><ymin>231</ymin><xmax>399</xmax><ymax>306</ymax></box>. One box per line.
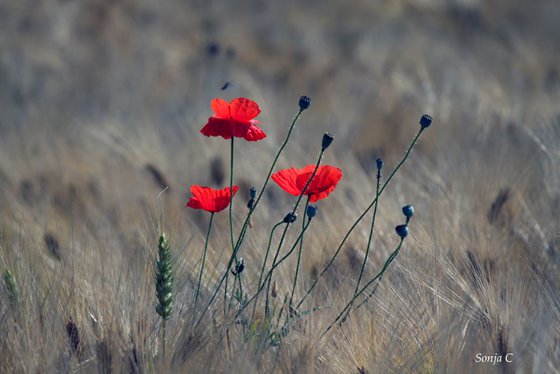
<box><xmin>194</xmin><ymin>213</ymin><xmax>214</xmax><ymax>315</ymax></box>
<box><xmin>340</xmin><ymin>165</ymin><xmax>382</xmax><ymax>322</ymax></box>
<box><xmin>289</xmin><ymin>197</ymin><xmax>310</xmax><ymax>309</ymax></box>
<box><xmin>235</xmin><ymin>218</ymin><xmax>314</xmax><ymax>320</ymax></box>
<box><xmin>320</xmin><ymin>238</ymin><xmax>404</xmax><ymax>338</ymax></box>
<box><xmin>252</xmin><ymin>220</ymin><xmax>284</xmax><ymax>321</ymax></box>
<box><xmin>297</xmin><ymin>128</ymin><xmax>425</xmax><ymax>309</ymax></box>
<box><xmin>232</xmin><ymin>108</ymin><xmax>304</xmax><ymax>255</ymax></box>
<box><xmin>265</xmin><ymin>148</ymin><xmax>324</xmax><ymax>316</ymax></box>
<box><xmin>265</xmin><ymin>224</ymin><xmax>290</xmax><ymax>317</ymax></box>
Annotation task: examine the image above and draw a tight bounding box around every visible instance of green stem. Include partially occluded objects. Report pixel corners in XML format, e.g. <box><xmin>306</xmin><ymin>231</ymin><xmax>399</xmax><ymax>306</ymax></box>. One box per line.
<box><xmin>229</xmin><ymin>137</ymin><xmax>236</xmax><ymax>252</ymax></box>
<box><xmin>296</xmin><ymin>128</ymin><xmax>424</xmax><ymax>309</ymax></box>
<box><xmin>320</xmin><ymin>238</ymin><xmax>404</xmax><ymax>338</ymax></box>
<box><xmin>235</xmin><ymin>218</ymin><xmax>313</xmax><ymax>320</ymax></box>
<box><xmin>264</xmin><ymin>148</ymin><xmax>323</xmax><ymax>317</ymax></box>
<box><xmin>340</xmin><ymin>170</ymin><xmax>382</xmax><ymax>322</ymax></box>
<box><xmin>252</xmin><ymin>221</ymin><xmax>283</xmax><ymax>321</ymax></box>
<box><xmin>194</xmin><ymin>213</ymin><xmax>214</xmax><ymax>315</ymax></box>
<box><xmin>162</xmin><ymin>319</ymin><xmax>167</xmax><ymax>360</ymax></box>
<box><xmin>235</xmin><ymin>110</ymin><xmax>303</xmax><ymax>241</ymax></box>
<box><xmin>265</xmin><ymin>224</ymin><xmax>290</xmax><ymax>318</ymax></box>
<box><xmin>289</xmin><ymin>197</ymin><xmax>310</xmax><ymax>309</ymax></box>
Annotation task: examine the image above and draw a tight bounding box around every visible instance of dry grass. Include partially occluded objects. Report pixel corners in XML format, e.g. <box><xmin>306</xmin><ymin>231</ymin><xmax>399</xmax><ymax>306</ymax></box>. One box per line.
<box><xmin>0</xmin><ymin>0</ymin><xmax>559</xmax><ymax>373</ymax></box>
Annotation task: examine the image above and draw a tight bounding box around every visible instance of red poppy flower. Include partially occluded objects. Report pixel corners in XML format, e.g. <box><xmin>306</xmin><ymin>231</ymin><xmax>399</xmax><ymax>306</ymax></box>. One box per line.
<box><xmin>186</xmin><ymin>185</ymin><xmax>240</xmax><ymax>213</ymax></box>
<box><xmin>200</xmin><ymin>98</ymin><xmax>266</xmax><ymax>141</ymax></box>
<box><xmin>271</xmin><ymin>165</ymin><xmax>342</xmax><ymax>202</ymax></box>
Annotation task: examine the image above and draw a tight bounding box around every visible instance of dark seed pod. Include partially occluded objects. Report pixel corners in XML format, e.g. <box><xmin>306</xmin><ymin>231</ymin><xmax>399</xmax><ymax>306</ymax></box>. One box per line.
<box><xmin>419</xmin><ymin>114</ymin><xmax>432</xmax><ymax>129</ymax></box>
<box><xmin>283</xmin><ymin>212</ymin><xmax>298</xmax><ymax>224</ymax></box>
<box><xmin>232</xmin><ymin>258</ymin><xmax>245</xmax><ymax>275</ymax></box>
<box><xmin>402</xmin><ymin>204</ymin><xmax>414</xmax><ymax>219</ymax></box>
<box><xmin>321</xmin><ymin>132</ymin><xmax>334</xmax><ymax>151</ymax></box>
<box><xmin>299</xmin><ymin>96</ymin><xmax>311</xmax><ymax>111</ymax></box>
<box><xmin>306</xmin><ymin>204</ymin><xmax>318</xmax><ymax>218</ymax></box>
<box><xmin>395</xmin><ymin>224</ymin><xmax>409</xmax><ymax>239</ymax></box>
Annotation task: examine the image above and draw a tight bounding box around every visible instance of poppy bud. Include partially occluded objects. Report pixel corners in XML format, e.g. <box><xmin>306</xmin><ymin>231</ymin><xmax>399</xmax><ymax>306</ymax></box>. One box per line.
<box><xmin>376</xmin><ymin>158</ymin><xmax>384</xmax><ymax>171</ymax></box>
<box><xmin>321</xmin><ymin>132</ymin><xmax>334</xmax><ymax>151</ymax></box>
<box><xmin>237</xmin><ymin>258</ymin><xmax>245</xmax><ymax>274</ymax></box>
<box><xmin>306</xmin><ymin>204</ymin><xmax>318</xmax><ymax>218</ymax></box>
<box><xmin>250</xmin><ymin>187</ymin><xmax>257</xmax><ymax>199</ymax></box>
<box><xmin>232</xmin><ymin>258</ymin><xmax>245</xmax><ymax>275</ymax></box>
<box><xmin>299</xmin><ymin>96</ymin><xmax>311</xmax><ymax>111</ymax></box>
<box><xmin>283</xmin><ymin>212</ymin><xmax>298</xmax><ymax>224</ymax></box>
<box><xmin>402</xmin><ymin>204</ymin><xmax>414</xmax><ymax>219</ymax></box>
<box><xmin>395</xmin><ymin>224</ymin><xmax>409</xmax><ymax>239</ymax></box>
<box><xmin>247</xmin><ymin>198</ymin><xmax>255</xmax><ymax>210</ymax></box>
<box><xmin>419</xmin><ymin>114</ymin><xmax>432</xmax><ymax>129</ymax></box>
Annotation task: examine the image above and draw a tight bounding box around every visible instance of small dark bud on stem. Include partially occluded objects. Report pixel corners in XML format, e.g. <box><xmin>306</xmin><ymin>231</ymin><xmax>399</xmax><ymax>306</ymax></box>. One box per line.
<box><xmin>283</xmin><ymin>212</ymin><xmax>298</xmax><ymax>224</ymax></box>
<box><xmin>395</xmin><ymin>224</ymin><xmax>409</xmax><ymax>239</ymax></box>
<box><xmin>250</xmin><ymin>187</ymin><xmax>257</xmax><ymax>199</ymax></box>
<box><xmin>232</xmin><ymin>258</ymin><xmax>245</xmax><ymax>275</ymax></box>
<box><xmin>321</xmin><ymin>132</ymin><xmax>334</xmax><ymax>151</ymax></box>
<box><xmin>299</xmin><ymin>96</ymin><xmax>311</xmax><ymax>111</ymax></box>
<box><xmin>420</xmin><ymin>114</ymin><xmax>432</xmax><ymax>129</ymax></box>
<box><xmin>376</xmin><ymin>158</ymin><xmax>384</xmax><ymax>171</ymax></box>
<box><xmin>306</xmin><ymin>204</ymin><xmax>318</xmax><ymax>218</ymax></box>
<box><xmin>402</xmin><ymin>204</ymin><xmax>414</xmax><ymax>218</ymax></box>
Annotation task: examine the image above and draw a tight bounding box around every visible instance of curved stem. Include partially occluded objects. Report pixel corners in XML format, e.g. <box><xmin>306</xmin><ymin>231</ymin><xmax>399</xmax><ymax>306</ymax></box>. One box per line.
<box><xmin>264</xmin><ymin>148</ymin><xmax>323</xmax><ymax>317</ymax></box>
<box><xmin>194</xmin><ymin>212</ymin><xmax>214</xmax><ymax>315</ymax></box>
<box><xmin>289</xmin><ymin>197</ymin><xmax>310</xmax><ymax>309</ymax></box>
<box><xmin>296</xmin><ymin>128</ymin><xmax>424</xmax><ymax>309</ymax></box>
<box><xmin>162</xmin><ymin>320</ymin><xmax>167</xmax><ymax>360</ymax></box>
<box><xmin>236</xmin><ymin>218</ymin><xmax>313</xmax><ymax>320</ymax></box>
<box><xmin>320</xmin><ymin>238</ymin><xmax>404</xmax><ymax>338</ymax></box>
<box><xmin>251</xmin><ymin>221</ymin><xmax>284</xmax><ymax>321</ymax></box>
<box><xmin>265</xmin><ymin>223</ymin><xmax>290</xmax><ymax>317</ymax></box>
<box><xmin>340</xmin><ymin>170</ymin><xmax>382</xmax><ymax>322</ymax></box>
<box><xmin>232</xmin><ymin>110</ymin><xmax>304</xmax><ymax>257</ymax></box>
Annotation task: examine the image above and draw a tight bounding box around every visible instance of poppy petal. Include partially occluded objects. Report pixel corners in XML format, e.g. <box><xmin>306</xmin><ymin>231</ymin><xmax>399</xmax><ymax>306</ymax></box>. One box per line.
<box><xmin>211</xmin><ymin>98</ymin><xmax>231</xmax><ymax>118</ymax></box>
<box><xmin>307</xmin><ymin>166</ymin><xmax>342</xmax><ymax>202</ymax></box>
<box><xmin>229</xmin><ymin>98</ymin><xmax>261</xmax><ymax>122</ymax></box>
<box><xmin>186</xmin><ymin>185</ymin><xmax>239</xmax><ymax>213</ymax></box>
<box><xmin>201</xmin><ymin>117</ymin><xmax>234</xmax><ymax>139</ymax></box>
<box><xmin>272</xmin><ymin>168</ymin><xmax>302</xmax><ymax>196</ymax></box>
<box><xmin>231</xmin><ymin>122</ymin><xmax>267</xmax><ymax>141</ymax></box>
<box><xmin>212</xmin><ymin>186</ymin><xmax>239</xmax><ymax>212</ymax></box>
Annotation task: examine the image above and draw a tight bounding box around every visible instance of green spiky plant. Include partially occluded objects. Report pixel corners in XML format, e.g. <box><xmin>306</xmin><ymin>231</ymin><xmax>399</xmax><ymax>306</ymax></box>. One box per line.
<box><xmin>155</xmin><ymin>233</ymin><xmax>174</xmax><ymax>359</ymax></box>
<box><xmin>3</xmin><ymin>269</ymin><xmax>19</xmax><ymax>309</ymax></box>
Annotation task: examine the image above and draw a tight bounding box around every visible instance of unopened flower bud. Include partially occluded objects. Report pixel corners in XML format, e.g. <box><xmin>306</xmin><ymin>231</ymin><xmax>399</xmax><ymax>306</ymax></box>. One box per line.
<box><xmin>283</xmin><ymin>212</ymin><xmax>298</xmax><ymax>224</ymax></box>
<box><xmin>376</xmin><ymin>158</ymin><xmax>384</xmax><ymax>171</ymax></box>
<box><xmin>402</xmin><ymin>204</ymin><xmax>414</xmax><ymax>219</ymax></box>
<box><xmin>299</xmin><ymin>96</ymin><xmax>311</xmax><ymax>111</ymax></box>
<box><xmin>321</xmin><ymin>132</ymin><xmax>334</xmax><ymax>151</ymax></box>
<box><xmin>395</xmin><ymin>224</ymin><xmax>409</xmax><ymax>239</ymax></box>
<box><xmin>306</xmin><ymin>204</ymin><xmax>318</xmax><ymax>218</ymax></box>
<box><xmin>250</xmin><ymin>187</ymin><xmax>257</xmax><ymax>199</ymax></box>
<box><xmin>419</xmin><ymin>114</ymin><xmax>432</xmax><ymax>129</ymax></box>
<box><xmin>232</xmin><ymin>258</ymin><xmax>245</xmax><ymax>275</ymax></box>
<box><xmin>247</xmin><ymin>199</ymin><xmax>255</xmax><ymax>210</ymax></box>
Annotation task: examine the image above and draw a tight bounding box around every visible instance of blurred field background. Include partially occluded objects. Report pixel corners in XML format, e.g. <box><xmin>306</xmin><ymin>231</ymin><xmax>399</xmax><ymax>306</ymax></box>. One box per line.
<box><xmin>0</xmin><ymin>0</ymin><xmax>559</xmax><ymax>373</ymax></box>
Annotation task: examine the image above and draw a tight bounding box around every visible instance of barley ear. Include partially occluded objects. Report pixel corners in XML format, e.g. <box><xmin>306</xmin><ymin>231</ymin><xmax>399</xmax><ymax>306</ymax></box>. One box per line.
<box><xmin>155</xmin><ymin>233</ymin><xmax>174</xmax><ymax>320</ymax></box>
<box><xmin>4</xmin><ymin>269</ymin><xmax>19</xmax><ymax>308</ymax></box>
